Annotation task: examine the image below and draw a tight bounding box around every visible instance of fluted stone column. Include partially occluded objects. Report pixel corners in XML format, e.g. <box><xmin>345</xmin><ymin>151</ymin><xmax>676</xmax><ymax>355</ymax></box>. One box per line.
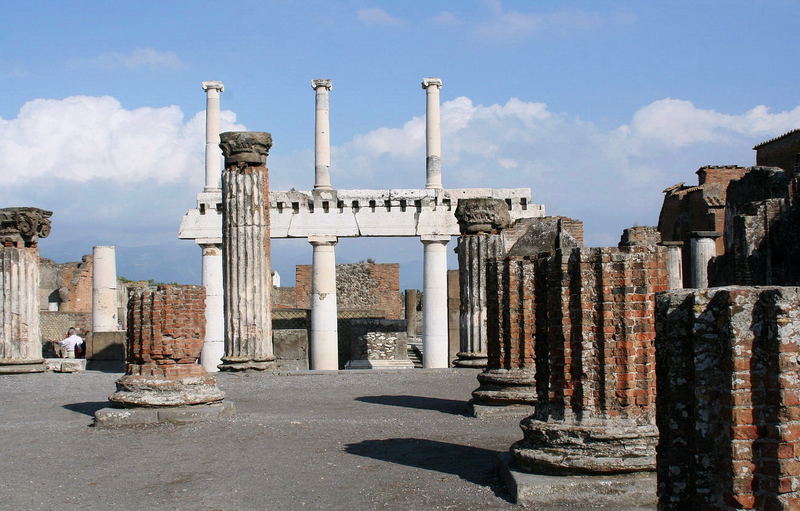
<box><xmin>309</xmin><ymin>235</ymin><xmax>338</xmax><ymax>370</ymax></box>
<box><xmin>454</xmin><ymin>198</ymin><xmax>511</xmax><ymax>368</ymax></box>
<box><xmin>422</xmin><ymin>77</ymin><xmax>443</xmax><ymax>190</ymax></box>
<box><xmin>662</xmin><ymin>241</ymin><xmax>684</xmax><ymax>289</ymax></box>
<box><xmin>219</xmin><ymin>131</ymin><xmax>275</xmax><ymax>371</ymax></box>
<box><xmin>690</xmin><ymin>231</ymin><xmax>720</xmax><ymax>288</ymax></box>
<box><xmin>312</xmin><ymin>79</ymin><xmax>333</xmax><ymax>190</ymax></box>
<box><xmin>0</xmin><ymin>247</ymin><xmax>44</xmax><ymax>373</ymax></box>
<box><xmin>0</xmin><ymin>207</ymin><xmax>51</xmax><ymax>374</ymax></box>
<box><xmin>422</xmin><ymin>235</ymin><xmax>450</xmax><ymax>368</ymax></box>
<box><xmin>92</xmin><ymin>245</ymin><xmax>119</xmax><ymax>332</ymax></box>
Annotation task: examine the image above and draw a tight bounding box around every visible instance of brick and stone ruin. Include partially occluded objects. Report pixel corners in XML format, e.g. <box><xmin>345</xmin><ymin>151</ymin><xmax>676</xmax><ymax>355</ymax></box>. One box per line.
<box><xmin>94</xmin><ymin>284</ymin><xmax>232</xmax><ymax>427</ymax></box>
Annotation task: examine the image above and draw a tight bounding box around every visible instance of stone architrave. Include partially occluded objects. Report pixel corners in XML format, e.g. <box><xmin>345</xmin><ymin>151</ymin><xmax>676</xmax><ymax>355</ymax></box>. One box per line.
<box><xmin>0</xmin><ymin>207</ymin><xmax>52</xmax><ymax>374</ymax></box>
<box><xmin>109</xmin><ymin>285</ymin><xmax>223</xmax><ymax>407</ymax></box>
<box><xmin>218</xmin><ymin>131</ymin><xmax>276</xmax><ymax>371</ymax></box>
<box><xmin>454</xmin><ymin>198</ymin><xmax>511</xmax><ymax>368</ymax></box>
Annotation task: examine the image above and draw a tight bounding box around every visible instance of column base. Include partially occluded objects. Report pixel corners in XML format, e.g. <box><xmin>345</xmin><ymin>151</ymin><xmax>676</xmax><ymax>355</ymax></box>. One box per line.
<box><xmin>0</xmin><ymin>358</ymin><xmax>46</xmax><ymax>374</ymax></box>
<box><xmin>109</xmin><ymin>375</ymin><xmax>225</xmax><ymax>407</ymax></box>
<box><xmin>218</xmin><ymin>356</ymin><xmax>276</xmax><ymax>371</ymax></box>
<box><xmin>453</xmin><ymin>351</ymin><xmax>488</xmax><ymax>368</ymax></box>
<box><xmin>471</xmin><ymin>368</ymin><xmax>536</xmax><ymax>406</ymax></box>
<box><xmin>95</xmin><ymin>401</ymin><xmax>235</xmax><ymax>428</ymax></box>
<box><xmin>511</xmin><ymin>416</ymin><xmax>658</xmax><ymax>475</ymax></box>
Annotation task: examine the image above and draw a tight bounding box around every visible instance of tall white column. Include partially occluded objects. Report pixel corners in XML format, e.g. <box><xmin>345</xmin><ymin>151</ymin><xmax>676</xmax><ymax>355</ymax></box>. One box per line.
<box><xmin>309</xmin><ymin>236</ymin><xmax>338</xmax><ymax>370</ymax></box>
<box><xmin>422</xmin><ymin>77</ymin><xmax>443</xmax><ymax>190</ymax></box>
<box><xmin>422</xmin><ymin>236</ymin><xmax>450</xmax><ymax>368</ymax></box>
<box><xmin>690</xmin><ymin>232</ymin><xmax>720</xmax><ymax>288</ymax></box>
<box><xmin>312</xmin><ymin>79</ymin><xmax>333</xmax><ymax>190</ymax></box>
<box><xmin>663</xmin><ymin>241</ymin><xmax>684</xmax><ymax>289</ymax></box>
<box><xmin>201</xmin><ymin>81</ymin><xmax>224</xmax><ymax>191</ymax></box>
<box><xmin>200</xmin><ymin>244</ymin><xmax>224</xmax><ymax>372</ymax></box>
<box><xmin>92</xmin><ymin>245</ymin><xmax>118</xmax><ymax>332</ymax></box>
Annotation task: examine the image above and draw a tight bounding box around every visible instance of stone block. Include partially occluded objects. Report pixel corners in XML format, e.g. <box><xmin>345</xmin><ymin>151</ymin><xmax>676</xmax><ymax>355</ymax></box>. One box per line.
<box><xmin>497</xmin><ymin>453</ymin><xmax>657</xmax><ymax>508</ymax></box>
<box><xmin>87</xmin><ymin>331</ymin><xmax>125</xmax><ymax>361</ymax></box>
<box><xmin>94</xmin><ymin>402</ymin><xmax>235</xmax><ymax>428</ymax></box>
<box><xmin>274</xmin><ymin>329</ymin><xmax>308</xmax><ymax>363</ymax></box>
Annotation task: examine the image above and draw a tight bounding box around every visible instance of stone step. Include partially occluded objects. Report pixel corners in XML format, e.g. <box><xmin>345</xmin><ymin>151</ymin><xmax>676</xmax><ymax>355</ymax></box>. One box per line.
<box><xmin>406</xmin><ymin>341</ymin><xmax>423</xmax><ymax>368</ymax></box>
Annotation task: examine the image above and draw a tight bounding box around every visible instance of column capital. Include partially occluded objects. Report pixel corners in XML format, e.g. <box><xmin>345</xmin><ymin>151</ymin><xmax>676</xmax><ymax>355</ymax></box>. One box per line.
<box><xmin>220</xmin><ymin>132</ymin><xmax>272</xmax><ymax>166</ymax></box>
<box><xmin>202</xmin><ymin>81</ymin><xmax>225</xmax><ymax>92</ymax></box>
<box><xmin>308</xmin><ymin>235</ymin><xmax>338</xmax><ymax>246</ymax></box>
<box><xmin>454</xmin><ymin>198</ymin><xmax>511</xmax><ymax>234</ymax></box>
<box><xmin>311</xmin><ymin>79</ymin><xmax>333</xmax><ymax>91</ymax></box>
<box><xmin>420</xmin><ymin>235</ymin><xmax>451</xmax><ymax>243</ymax></box>
<box><xmin>690</xmin><ymin>231</ymin><xmax>722</xmax><ymax>239</ymax></box>
<box><xmin>422</xmin><ymin>77</ymin><xmax>443</xmax><ymax>89</ymax></box>
<box><xmin>0</xmin><ymin>207</ymin><xmax>53</xmax><ymax>248</ymax></box>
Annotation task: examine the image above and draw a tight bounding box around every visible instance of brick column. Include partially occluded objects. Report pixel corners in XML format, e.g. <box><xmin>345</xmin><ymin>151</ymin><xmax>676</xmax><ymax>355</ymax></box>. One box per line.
<box><xmin>510</xmin><ymin>230</ymin><xmax>668</xmax><ymax>474</ymax></box>
<box><xmin>109</xmin><ymin>285</ymin><xmax>224</xmax><ymax>407</ymax></box>
<box><xmin>656</xmin><ymin>286</ymin><xmax>800</xmax><ymax>510</ymax></box>
<box><xmin>218</xmin><ymin>131</ymin><xmax>275</xmax><ymax>371</ymax></box>
<box><xmin>0</xmin><ymin>207</ymin><xmax>52</xmax><ymax>374</ymax></box>
<box><xmin>454</xmin><ymin>198</ymin><xmax>510</xmax><ymax>368</ymax></box>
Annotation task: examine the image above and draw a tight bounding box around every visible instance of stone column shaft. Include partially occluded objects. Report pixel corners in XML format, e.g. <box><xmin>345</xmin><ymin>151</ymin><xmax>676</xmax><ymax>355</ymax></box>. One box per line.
<box><xmin>200</xmin><ymin>244</ymin><xmax>224</xmax><ymax>372</ymax></box>
<box><xmin>309</xmin><ymin>236</ymin><xmax>338</xmax><ymax>370</ymax></box>
<box><xmin>202</xmin><ymin>81</ymin><xmax>224</xmax><ymax>191</ymax></box>
<box><xmin>0</xmin><ymin>247</ymin><xmax>44</xmax><ymax>373</ymax></box>
<box><xmin>690</xmin><ymin>232</ymin><xmax>719</xmax><ymax>288</ymax></box>
<box><xmin>312</xmin><ymin>79</ymin><xmax>333</xmax><ymax>190</ymax></box>
<box><xmin>92</xmin><ymin>245</ymin><xmax>118</xmax><ymax>332</ymax></box>
<box><xmin>456</xmin><ymin>233</ymin><xmax>504</xmax><ymax>367</ymax></box>
<box><xmin>405</xmin><ymin>289</ymin><xmax>418</xmax><ymax>338</ymax></box>
<box><xmin>220</xmin><ymin>131</ymin><xmax>275</xmax><ymax>371</ymax></box>
<box><xmin>422</xmin><ymin>77</ymin><xmax>443</xmax><ymax>190</ymax></box>
<box><xmin>663</xmin><ymin>242</ymin><xmax>683</xmax><ymax>289</ymax></box>
<box><xmin>422</xmin><ymin>236</ymin><xmax>450</xmax><ymax>368</ymax></box>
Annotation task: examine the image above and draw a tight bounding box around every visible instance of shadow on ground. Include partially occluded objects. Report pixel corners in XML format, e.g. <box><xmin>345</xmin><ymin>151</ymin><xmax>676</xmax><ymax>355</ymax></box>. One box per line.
<box><xmin>345</xmin><ymin>438</ymin><xmax>511</xmax><ymax>502</ymax></box>
<box><xmin>63</xmin><ymin>401</ymin><xmax>108</xmax><ymax>417</ymax></box>
<box><xmin>355</xmin><ymin>395</ymin><xmax>469</xmax><ymax>416</ymax></box>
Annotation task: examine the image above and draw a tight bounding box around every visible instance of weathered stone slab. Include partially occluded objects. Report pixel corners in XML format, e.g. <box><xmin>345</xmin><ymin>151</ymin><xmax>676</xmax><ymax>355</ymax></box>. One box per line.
<box><xmin>497</xmin><ymin>452</ymin><xmax>657</xmax><ymax>508</ymax></box>
<box><xmin>94</xmin><ymin>402</ymin><xmax>235</xmax><ymax>428</ymax></box>
<box><xmin>44</xmin><ymin>358</ymin><xmax>86</xmax><ymax>372</ymax></box>
<box><xmin>470</xmin><ymin>403</ymin><xmax>534</xmax><ymax>419</ymax></box>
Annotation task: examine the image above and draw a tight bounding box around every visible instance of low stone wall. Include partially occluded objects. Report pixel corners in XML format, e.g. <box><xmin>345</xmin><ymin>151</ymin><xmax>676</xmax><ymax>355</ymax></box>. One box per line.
<box><xmin>656</xmin><ymin>286</ymin><xmax>800</xmax><ymax>510</ymax></box>
<box><xmin>273</xmin><ymin>329</ymin><xmax>308</xmax><ymax>370</ymax></box>
<box><xmin>339</xmin><ymin>318</ymin><xmax>409</xmax><ymax>369</ymax></box>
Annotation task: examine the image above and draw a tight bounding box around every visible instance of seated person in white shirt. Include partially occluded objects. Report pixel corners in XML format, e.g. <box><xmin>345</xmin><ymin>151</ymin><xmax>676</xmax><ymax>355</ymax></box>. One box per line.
<box><xmin>56</xmin><ymin>327</ymin><xmax>84</xmax><ymax>359</ymax></box>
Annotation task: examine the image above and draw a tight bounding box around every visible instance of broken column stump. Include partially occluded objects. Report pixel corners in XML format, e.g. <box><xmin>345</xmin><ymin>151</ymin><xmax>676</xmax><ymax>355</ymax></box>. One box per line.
<box><xmin>510</xmin><ymin>229</ymin><xmax>668</xmax><ymax>474</ymax></box>
<box><xmin>656</xmin><ymin>287</ymin><xmax>800</xmax><ymax>510</ymax></box>
<box><xmin>94</xmin><ymin>285</ymin><xmax>233</xmax><ymax>427</ymax></box>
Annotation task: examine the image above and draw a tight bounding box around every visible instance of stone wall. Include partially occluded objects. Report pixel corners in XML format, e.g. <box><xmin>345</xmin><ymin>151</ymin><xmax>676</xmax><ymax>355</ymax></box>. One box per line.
<box><xmin>126</xmin><ymin>285</ymin><xmax>205</xmax><ymax>378</ymax></box>
<box><xmin>38</xmin><ymin>255</ymin><xmax>93</xmax><ymax>312</ymax></box>
<box><xmin>656</xmin><ymin>287</ymin><xmax>800</xmax><ymax>510</ymax></box>
<box><xmin>295</xmin><ymin>262</ymin><xmax>402</xmax><ymax>319</ymax></box>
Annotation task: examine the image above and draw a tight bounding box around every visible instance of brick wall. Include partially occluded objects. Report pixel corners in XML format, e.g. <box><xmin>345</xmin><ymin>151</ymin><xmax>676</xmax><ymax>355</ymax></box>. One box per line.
<box><xmin>486</xmin><ymin>239</ymin><xmax>669</xmax><ymax>418</ymax></box>
<box><xmin>126</xmin><ymin>285</ymin><xmax>206</xmax><ymax>379</ymax></box>
<box><xmin>39</xmin><ymin>255</ymin><xmax>93</xmax><ymax>312</ymax></box>
<box><xmin>656</xmin><ymin>286</ymin><xmax>800</xmax><ymax>510</ymax></box>
<box><xmin>295</xmin><ymin>262</ymin><xmax>402</xmax><ymax>319</ymax></box>
<box><xmin>755</xmin><ymin>129</ymin><xmax>800</xmax><ymax>173</ymax></box>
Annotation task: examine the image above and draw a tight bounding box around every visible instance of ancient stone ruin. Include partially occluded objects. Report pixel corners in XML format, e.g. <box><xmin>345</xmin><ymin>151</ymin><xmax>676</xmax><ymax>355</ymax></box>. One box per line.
<box><xmin>95</xmin><ymin>284</ymin><xmax>231</xmax><ymax>426</ymax></box>
<box><xmin>0</xmin><ymin>207</ymin><xmax>52</xmax><ymax>374</ymax></box>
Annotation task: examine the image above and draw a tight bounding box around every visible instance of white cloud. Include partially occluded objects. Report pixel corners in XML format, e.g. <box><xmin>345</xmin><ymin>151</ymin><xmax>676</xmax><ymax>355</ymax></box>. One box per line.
<box><xmin>71</xmin><ymin>47</ymin><xmax>183</xmax><ymax>70</ymax></box>
<box><xmin>476</xmin><ymin>0</ymin><xmax>633</xmax><ymax>41</ymax></box>
<box><xmin>432</xmin><ymin>11</ymin><xmax>459</xmax><ymax>25</ymax></box>
<box><xmin>356</xmin><ymin>7</ymin><xmax>404</xmax><ymax>26</ymax></box>
<box><xmin>0</xmin><ymin>95</ymin><xmax>245</xmax><ymax>186</ymax></box>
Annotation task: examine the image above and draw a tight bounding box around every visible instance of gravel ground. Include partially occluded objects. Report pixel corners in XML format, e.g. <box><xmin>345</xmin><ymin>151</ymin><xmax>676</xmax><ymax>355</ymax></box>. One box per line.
<box><xmin>1</xmin><ymin>368</ymin><xmax>528</xmax><ymax>510</ymax></box>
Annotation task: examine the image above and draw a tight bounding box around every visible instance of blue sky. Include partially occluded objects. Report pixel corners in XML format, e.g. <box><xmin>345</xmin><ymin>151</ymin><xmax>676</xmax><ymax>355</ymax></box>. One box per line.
<box><xmin>2</xmin><ymin>0</ymin><xmax>799</xmax><ymax>288</ymax></box>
